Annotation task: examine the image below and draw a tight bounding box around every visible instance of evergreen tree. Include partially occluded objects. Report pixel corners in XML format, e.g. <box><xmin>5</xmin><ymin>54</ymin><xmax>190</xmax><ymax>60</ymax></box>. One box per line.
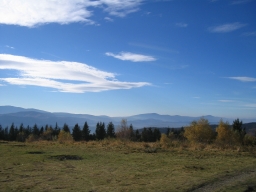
<box><xmin>141</xmin><ymin>128</ymin><xmax>148</xmax><ymax>142</ymax></box>
<box><xmin>4</xmin><ymin>127</ymin><xmax>9</xmax><ymax>140</ymax></box>
<box><xmin>25</xmin><ymin>125</ymin><xmax>32</xmax><ymax>136</ymax></box>
<box><xmin>72</xmin><ymin>123</ymin><xmax>81</xmax><ymax>141</ymax></box>
<box><xmin>166</xmin><ymin>128</ymin><xmax>170</xmax><ymax>136</ymax></box>
<box><xmin>95</xmin><ymin>122</ymin><xmax>106</xmax><ymax>140</ymax></box>
<box><xmin>153</xmin><ymin>128</ymin><xmax>161</xmax><ymax>141</ymax></box>
<box><xmin>232</xmin><ymin>118</ymin><xmax>243</xmax><ymax>133</ymax></box>
<box><xmin>53</xmin><ymin>123</ymin><xmax>60</xmax><ymax>137</ymax></box>
<box><xmin>19</xmin><ymin>123</ymin><xmax>24</xmax><ymax>133</ymax></box>
<box><xmin>89</xmin><ymin>133</ymin><xmax>96</xmax><ymax>141</ymax></box>
<box><xmin>45</xmin><ymin>124</ymin><xmax>49</xmax><ymax>132</ymax></box>
<box><xmin>135</xmin><ymin>129</ymin><xmax>141</xmax><ymax>141</ymax></box>
<box><xmin>9</xmin><ymin>123</ymin><xmax>16</xmax><ymax>141</ymax></box>
<box><xmin>17</xmin><ymin>123</ymin><xmax>27</xmax><ymax>142</ymax></box>
<box><xmin>32</xmin><ymin>124</ymin><xmax>40</xmax><ymax>136</ymax></box>
<box><xmin>82</xmin><ymin>122</ymin><xmax>90</xmax><ymax>141</ymax></box>
<box><xmin>63</xmin><ymin>123</ymin><xmax>70</xmax><ymax>133</ymax></box>
<box><xmin>0</xmin><ymin>125</ymin><xmax>4</xmax><ymax>140</ymax></box>
<box><xmin>40</xmin><ymin>126</ymin><xmax>44</xmax><ymax>135</ymax></box>
<box><xmin>232</xmin><ymin>118</ymin><xmax>246</xmax><ymax>144</ymax></box>
<box><xmin>129</xmin><ymin>124</ymin><xmax>136</xmax><ymax>141</ymax></box>
<box><xmin>147</xmin><ymin>128</ymin><xmax>154</xmax><ymax>142</ymax></box>
<box><xmin>106</xmin><ymin>122</ymin><xmax>115</xmax><ymax>138</ymax></box>
<box><xmin>17</xmin><ymin>124</ymin><xmax>26</xmax><ymax>142</ymax></box>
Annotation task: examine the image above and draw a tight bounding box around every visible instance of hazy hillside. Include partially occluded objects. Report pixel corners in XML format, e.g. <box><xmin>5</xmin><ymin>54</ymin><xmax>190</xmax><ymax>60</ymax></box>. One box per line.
<box><xmin>0</xmin><ymin>106</ymin><xmax>255</xmax><ymax>132</ymax></box>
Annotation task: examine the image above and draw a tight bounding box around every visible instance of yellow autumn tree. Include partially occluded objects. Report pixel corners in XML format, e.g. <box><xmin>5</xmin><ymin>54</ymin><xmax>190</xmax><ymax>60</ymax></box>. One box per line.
<box><xmin>216</xmin><ymin>120</ymin><xmax>232</xmax><ymax>144</ymax></box>
<box><xmin>184</xmin><ymin>118</ymin><xmax>214</xmax><ymax>143</ymax></box>
<box><xmin>58</xmin><ymin>130</ymin><xmax>73</xmax><ymax>143</ymax></box>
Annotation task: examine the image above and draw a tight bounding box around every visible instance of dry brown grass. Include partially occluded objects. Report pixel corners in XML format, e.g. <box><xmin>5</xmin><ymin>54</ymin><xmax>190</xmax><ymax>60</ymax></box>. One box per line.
<box><xmin>1</xmin><ymin>139</ymin><xmax>256</xmax><ymax>191</ymax></box>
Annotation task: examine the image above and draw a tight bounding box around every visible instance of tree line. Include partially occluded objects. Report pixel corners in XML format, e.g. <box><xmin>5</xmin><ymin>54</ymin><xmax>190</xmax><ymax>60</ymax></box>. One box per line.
<box><xmin>0</xmin><ymin>119</ymin><xmax>161</xmax><ymax>143</ymax></box>
<box><xmin>0</xmin><ymin>118</ymin><xmax>255</xmax><ymax>146</ymax></box>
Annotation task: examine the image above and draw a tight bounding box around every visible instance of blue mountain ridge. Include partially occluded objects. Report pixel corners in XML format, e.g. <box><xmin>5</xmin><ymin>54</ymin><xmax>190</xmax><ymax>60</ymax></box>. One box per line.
<box><xmin>0</xmin><ymin>106</ymin><xmax>255</xmax><ymax>132</ymax></box>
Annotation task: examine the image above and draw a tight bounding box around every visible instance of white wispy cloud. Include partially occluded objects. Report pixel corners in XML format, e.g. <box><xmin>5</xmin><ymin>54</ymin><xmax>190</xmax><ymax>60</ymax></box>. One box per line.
<box><xmin>5</xmin><ymin>45</ymin><xmax>15</xmax><ymax>49</ymax></box>
<box><xmin>0</xmin><ymin>0</ymin><xmax>143</xmax><ymax>27</ymax></box>
<box><xmin>227</xmin><ymin>76</ymin><xmax>256</xmax><ymax>82</ymax></box>
<box><xmin>105</xmin><ymin>52</ymin><xmax>156</xmax><ymax>62</ymax></box>
<box><xmin>100</xmin><ymin>0</ymin><xmax>143</xmax><ymax>17</ymax></box>
<box><xmin>104</xmin><ymin>17</ymin><xmax>114</xmax><ymax>22</ymax></box>
<box><xmin>243</xmin><ymin>31</ymin><xmax>256</xmax><ymax>36</ymax></box>
<box><xmin>244</xmin><ymin>104</ymin><xmax>256</xmax><ymax>108</ymax></box>
<box><xmin>0</xmin><ymin>54</ymin><xmax>150</xmax><ymax>93</ymax></box>
<box><xmin>232</xmin><ymin>0</ymin><xmax>252</xmax><ymax>5</ymax></box>
<box><xmin>218</xmin><ymin>100</ymin><xmax>235</xmax><ymax>102</ymax></box>
<box><xmin>209</xmin><ymin>22</ymin><xmax>247</xmax><ymax>33</ymax></box>
<box><xmin>176</xmin><ymin>23</ymin><xmax>188</xmax><ymax>28</ymax></box>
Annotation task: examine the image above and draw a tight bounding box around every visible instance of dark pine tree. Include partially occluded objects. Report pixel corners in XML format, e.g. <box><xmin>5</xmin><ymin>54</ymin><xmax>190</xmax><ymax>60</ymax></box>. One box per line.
<box><xmin>32</xmin><ymin>124</ymin><xmax>40</xmax><ymax>136</ymax></box>
<box><xmin>147</xmin><ymin>128</ymin><xmax>154</xmax><ymax>142</ymax></box>
<box><xmin>53</xmin><ymin>123</ymin><xmax>60</xmax><ymax>137</ymax></box>
<box><xmin>72</xmin><ymin>123</ymin><xmax>81</xmax><ymax>141</ymax></box>
<box><xmin>106</xmin><ymin>122</ymin><xmax>115</xmax><ymax>138</ymax></box>
<box><xmin>19</xmin><ymin>123</ymin><xmax>24</xmax><ymax>133</ymax></box>
<box><xmin>135</xmin><ymin>129</ymin><xmax>141</xmax><ymax>141</ymax></box>
<box><xmin>141</xmin><ymin>128</ymin><xmax>148</xmax><ymax>142</ymax></box>
<box><xmin>63</xmin><ymin>123</ymin><xmax>70</xmax><ymax>133</ymax></box>
<box><xmin>9</xmin><ymin>123</ymin><xmax>16</xmax><ymax>141</ymax></box>
<box><xmin>129</xmin><ymin>124</ymin><xmax>136</xmax><ymax>141</ymax></box>
<box><xmin>232</xmin><ymin>118</ymin><xmax>246</xmax><ymax>143</ymax></box>
<box><xmin>232</xmin><ymin>118</ymin><xmax>243</xmax><ymax>133</ymax></box>
<box><xmin>0</xmin><ymin>124</ymin><xmax>4</xmax><ymax>140</ymax></box>
<box><xmin>25</xmin><ymin>125</ymin><xmax>32</xmax><ymax>137</ymax></box>
<box><xmin>153</xmin><ymin>128</ymin><xmax>161</xmax><ymax>141</ymax></box>
<box><xmin>166</xmin><ymin>128</ymin><xmax>170</xmax><ymax>136</ymax></box>
<box><xmin>82</xmin><ymin>122</ymin><xmax>90</xmax><ymax>141</ymax></box>
<box><xmin>95</xmin><ymin>122</ymin><xmax>106</xmax><ymax>140</ymax></box>
<box><xmin>40</xmin><ymin>126</ymin><xmax>44</xmax><ymax>135</ymax></box>
<box><xmin>141</xmin><ymin>128</ymin><xmax>158</xmax><ymax>142</ymax></box>
<box><xmin>4</xmin><ymin>127</ymin><xmax>9</xmax><ymax>140</ymax></box>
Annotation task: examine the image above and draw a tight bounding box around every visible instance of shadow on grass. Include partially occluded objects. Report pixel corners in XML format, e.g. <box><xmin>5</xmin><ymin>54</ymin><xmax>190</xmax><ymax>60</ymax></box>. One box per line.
<box><xmin>50</xmin><ymin>155</ymin><xmax>83</xmax><ymax>161</ymax></box>
<box><xmin>27</xmin><ymin>151</ymin><xmax>45</xmax><ymax>154</ymax></box>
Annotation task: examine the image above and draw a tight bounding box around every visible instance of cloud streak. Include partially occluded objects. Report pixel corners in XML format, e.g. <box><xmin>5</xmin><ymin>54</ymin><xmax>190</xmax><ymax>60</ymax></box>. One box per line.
<box><xmin>106</xmin><ymin>52</ymin><xmax>156</xmax><ymax>62</ymax></box>
<box><xmin>0</xmin><ymin>0</ymin><xmax>143</xmax><ymax>27</ymax></box>
<box><xmin>5</xmin><ymin>45</ymin><xmax>15</xmax><ymax>49</ymax></box>
<box><xmin>232</xmin><ymin>0</ymin><xmax>252</xmax><ymax>5</ymax></box>
<box><xmin>176</xmin><ymin>23</ymin><xmax>188</xmax><ymax>28</ymax></box>
<box><xmin>244</xmin><ymin>104</ymin><xmax>256</xmax><ymax>108</ymax></box>
<box><xmin>218</xmin><ymin>100</ymin><xmax>235</xmax><ymax>102</ymax></box>
<box><xmin>243</xmin><ymin>31</ymin><xmax>256</xmax><ymax>36</ymax></box>
<box><xmin>209</xmin><ymin>22</ymin><xmax>246</xmax><ymax>33</ymax></box>
<box><xmin>0</xmin><ymin>54</ymin><xmax>150</xmax><ymax>93</ymax></box>
<box><xmin>227</xmin><ymin>76</ymin><xmax>256</xmax><ymax>82</ymax></box>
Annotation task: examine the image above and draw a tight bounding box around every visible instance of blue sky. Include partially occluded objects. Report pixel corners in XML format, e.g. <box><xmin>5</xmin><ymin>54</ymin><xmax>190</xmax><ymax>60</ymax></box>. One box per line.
<box><xmin>0</xmin><ymin>0</ymin><xmax>255</xmax><ymax>119</ymax></box>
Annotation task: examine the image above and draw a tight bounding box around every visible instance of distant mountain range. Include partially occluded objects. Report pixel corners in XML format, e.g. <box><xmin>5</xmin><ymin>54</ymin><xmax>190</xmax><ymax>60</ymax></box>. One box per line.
<box><xmin>0</xmin><ymin>106</ymin><xmax>255</xmax><ymax>132</ymax></box>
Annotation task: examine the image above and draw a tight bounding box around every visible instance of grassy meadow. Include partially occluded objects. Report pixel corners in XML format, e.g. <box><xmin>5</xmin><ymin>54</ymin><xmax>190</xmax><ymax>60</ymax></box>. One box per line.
<box><xmin>1</xmin><ymin>140</ymin><xmax>256</xmax><ymax>192</ymax></box>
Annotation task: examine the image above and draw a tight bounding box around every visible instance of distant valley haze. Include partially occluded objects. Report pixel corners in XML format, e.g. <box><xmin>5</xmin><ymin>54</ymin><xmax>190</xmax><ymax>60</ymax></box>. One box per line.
<box><xmin>0</xmin><ymin>106</ymin><xmax>255</xmax><ymax>132</ymax></box>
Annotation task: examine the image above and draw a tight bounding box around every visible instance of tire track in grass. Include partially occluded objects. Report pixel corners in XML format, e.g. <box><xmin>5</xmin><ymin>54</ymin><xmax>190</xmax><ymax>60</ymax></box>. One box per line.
<box><xmin>189</xmin><ymin>168</ymin><xmax>256</xmax><ymax>192</ymax></box>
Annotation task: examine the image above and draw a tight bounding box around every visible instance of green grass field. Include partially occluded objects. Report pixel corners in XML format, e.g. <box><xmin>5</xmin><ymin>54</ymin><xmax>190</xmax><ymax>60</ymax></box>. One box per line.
<box><xmin>1</xmin><ymin>140</ymin><xmax>256</xmax><ymax>192</ymax></box>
